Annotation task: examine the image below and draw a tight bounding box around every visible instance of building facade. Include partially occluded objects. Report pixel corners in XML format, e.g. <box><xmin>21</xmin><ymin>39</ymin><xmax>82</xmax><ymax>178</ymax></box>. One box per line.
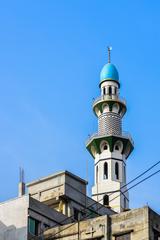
<box><xmin>42</xmin><ymin>206</ymin><xmax>160</xmax><ymax>240</ymax></box>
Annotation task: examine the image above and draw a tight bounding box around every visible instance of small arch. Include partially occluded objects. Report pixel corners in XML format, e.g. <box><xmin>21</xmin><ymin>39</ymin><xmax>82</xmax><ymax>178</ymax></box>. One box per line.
<box><xmin>102</xmin><ymin>103</ymin><xmax>109</xmax><ymax>113</ymax></box>
<box><xmin>115</xmin><ymin>162</ymin><xmax>119</xmax><ymax>180</ymax></box>
<box><xmin>103</xmin><ymin>87</ymin><xmax>106</xmax><ymax>95</ymax></box>
<box><xmin>100</xmin><ymin>141</ymin><xmax>109</xmax><ymax>153</ymax></box>
<box><xmin>115</xmin><ymin>145</ymin><xmax>119</xmax><ymax>151</ymax></box>
<box><xmin>96</xmin><ymin>166</ymin><xmax>98</xmax><ymax>183</ymax></box>
<box><xmin>112</xmin><ymin>103</ymin><xmax>119</xmax><ymax>113</ymax></box>
<box><xmin>103</xmin><ymin>195</ymin><xmax>109</xmax><ymax>206</ymax></box>
<box><xmin>114</xmin><ymin>141</ymin><xmax>123</xmax><ymax>152</ymax></box>
<box><xmin>104</xmin><ymin>162</ymin><xmax>108</xmax><ymax>179</ymax></box>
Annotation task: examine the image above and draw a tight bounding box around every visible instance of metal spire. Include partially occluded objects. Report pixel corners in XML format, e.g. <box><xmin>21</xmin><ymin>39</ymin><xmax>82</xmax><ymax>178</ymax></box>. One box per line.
<box><xmin>107</xmin><ymin>46</ymin><xmax>112</xmax><ymax>63</ymax></box>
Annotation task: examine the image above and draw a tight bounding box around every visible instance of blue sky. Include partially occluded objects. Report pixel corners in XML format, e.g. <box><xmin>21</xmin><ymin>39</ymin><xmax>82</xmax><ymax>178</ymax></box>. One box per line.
<box><xmin>0</xmin><ymin>0</ymin><xmax>160</xmax><ymax>213</ymax></box>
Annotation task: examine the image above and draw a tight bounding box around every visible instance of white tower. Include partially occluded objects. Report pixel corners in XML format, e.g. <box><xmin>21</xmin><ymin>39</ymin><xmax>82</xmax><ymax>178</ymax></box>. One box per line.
<box><xmin>86</xmin><ymin>48</ymin><xmax>134</xmax><ymax>213</ymax></box>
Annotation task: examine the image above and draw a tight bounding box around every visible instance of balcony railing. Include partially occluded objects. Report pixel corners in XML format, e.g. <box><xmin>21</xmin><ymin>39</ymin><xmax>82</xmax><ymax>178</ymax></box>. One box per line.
<box><xmin>86</xmin><ymin>131</ymin><xmax>134</xmax><ymax>146</ymax></box>
<box><xmin>92</xmin><ymin>95</ymin><xmax>126</xmax><ymax>106</ymax></box>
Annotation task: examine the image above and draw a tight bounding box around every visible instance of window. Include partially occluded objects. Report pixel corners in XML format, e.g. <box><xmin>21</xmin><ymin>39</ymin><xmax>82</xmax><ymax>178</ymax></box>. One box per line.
<box><xmin>103</xmin><ymin>87</ymin><xmax>106</xmax><ymax>95</ymax></box>
<box><xmin>73</xmin><ymin>208</ymin><xmax>80</xmax><ymax>221</ymax></box>
<box><xmin>96</xmin><ymin>166</ymin><xmax>98</xmax><ymax>183</ymax></box>
<box><xmin>109</xmin><ymin>86</ymin><xmax>112</xmax><ymax>95</ymax></box>
<box><xmin>115</xmin><ymin>162</ymin><xmax>119</xmax><ymax>180</ymax></box>
<box><xmin>103</xmin><ymin>144</ymin><xmax>108</xmax><ymax>150</ymax></box>
<box><xmin>115</xmin><ymin>145</ymin><xmax>119</xmax><ymax>151</ymax></box>
<box><xmin>28</xmin><ymin>217</ymin><xmax>40</xmax><ymax>236</ymax></box>
<box><xmin>115</xmin><ymin>233</ymin><xmax>131</xmax><ymax>240</ymax></box>
<box><xmin>103</xmin><ymin>195</ymin><xmax>109</xmax><ymax>206</ymax></box>
<box><xmin>154</xmin><ymin>229</ymin><xmax>160</xmax><ymax>240</ymax></box>
<box><xmin>104</xmin><ymin>162</ymin><xmax>108</xmax><ymax>179</ymax></box>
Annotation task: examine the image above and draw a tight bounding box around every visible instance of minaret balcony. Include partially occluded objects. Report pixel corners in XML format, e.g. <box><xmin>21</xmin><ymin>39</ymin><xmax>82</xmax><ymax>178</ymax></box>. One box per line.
<box><xmin>86</xmin><ymin>132</ymin><xmax>134</xmax><ymax>159</ymax></box>
<box><xmin>92</xmin><ymin>95</ymin><xmax>127</xmax><ymax>117</ymax></box>
<box><xmin>93</xmin><ymin>95</ymin><xmax>126</xmax><ymax>106</ymax></box>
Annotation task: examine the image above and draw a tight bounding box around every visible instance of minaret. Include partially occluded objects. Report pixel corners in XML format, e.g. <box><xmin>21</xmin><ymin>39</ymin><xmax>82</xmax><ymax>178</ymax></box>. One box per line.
<box><xmin>86</xmin><ymin>48</ymin><xmax>134</xmax><ymax>213</ymax></box>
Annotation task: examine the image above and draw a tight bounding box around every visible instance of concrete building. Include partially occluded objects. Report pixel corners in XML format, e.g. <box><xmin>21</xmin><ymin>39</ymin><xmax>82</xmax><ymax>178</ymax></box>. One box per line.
<box><xmin>0</xmin><ymin>194</ymin><xmax>71</xmax><ymax>240</ymax></box>
<box><xmin>42</xmin><ymin>206</ymin><xmax>160</xmax><ymax>240</ymax></box>
<box><xmin>26</xmin><ymin>170</ymin><xmax>114</xmax><ymax>219</ymax></box>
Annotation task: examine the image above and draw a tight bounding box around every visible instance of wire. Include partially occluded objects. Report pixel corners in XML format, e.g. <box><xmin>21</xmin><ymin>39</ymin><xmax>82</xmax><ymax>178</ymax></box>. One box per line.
<box><xmin>38</xmin><ymin>168</ymin><xmax>160</xmax><ymax>240</ymax></box>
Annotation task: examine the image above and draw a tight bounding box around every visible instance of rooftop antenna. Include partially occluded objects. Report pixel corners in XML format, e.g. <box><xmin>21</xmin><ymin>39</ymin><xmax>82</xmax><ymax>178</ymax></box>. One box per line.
<box><xmin>107</xmin><ymin>46</ymin><xmax>112</xmax><ymax>63</ymax></box>
<box><xmin>19</xmin><ymin>167</ymin><xmax>24</xmax><ymax>183</ymax></box>
<box><xmin>18</xmin><ymin>167</ymin><xmax>25</xmax><ymax>197</ymax></box>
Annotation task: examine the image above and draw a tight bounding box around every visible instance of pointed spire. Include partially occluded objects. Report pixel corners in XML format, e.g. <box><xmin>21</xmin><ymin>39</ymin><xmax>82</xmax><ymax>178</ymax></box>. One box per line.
<box><xmin>107</xmin><ymin>46</ymin><xmax>112</xmax><ymax>63</ymax></box>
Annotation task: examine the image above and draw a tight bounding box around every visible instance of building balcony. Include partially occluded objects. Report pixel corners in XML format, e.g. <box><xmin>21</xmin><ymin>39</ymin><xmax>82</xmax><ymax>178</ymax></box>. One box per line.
<box><xmin>93</xmin><ymin>95</ymin><xmax>126</xmax><ymax>108</ymax></box>
<box><xmin>86</xmin><ymin>131</ymin><xmax>134</xmax><ymax>147</ymax></box>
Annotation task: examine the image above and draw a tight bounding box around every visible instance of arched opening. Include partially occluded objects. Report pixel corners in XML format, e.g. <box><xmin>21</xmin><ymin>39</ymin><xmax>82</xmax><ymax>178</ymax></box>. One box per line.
<box><xmin>104</xmin><ymin>162</ymin><xmax>108</xmax><ymax>179</ymax></box>
<box><xmin>115</xmin><ymin>145</ymin><xmax>119</xmax><ymax>151</ymax></box>
<box><xmin>100</xmin><ymin>141</ymin><xmax>109</xmax><ymax>153</ymax></box>
<box><xmin>103</xmin><ymin>195</ymin><xmax>109</xmax><ymax>206</ymax></box>
<box><xmin>115</xmin><ymin>162</ymin><xmax>119</xmax><ymax>180</ymax></box>
<box><xmin>108</xmin><ymin>86</ymin><xmax>112</xmax><ymax>95</ymax></box>
<box><xmin>96</xmin><ymin>166</ymin><xmax>98</xmax><ymax>183</ymax></box>
<box><xmin>103</xmin><ymin>87</ymin><xmax>106</xmax><ymax>95</ymax></box>
<box><xmin>103</xmin><ymin>144</ymin><xmax>108</xmax><ymax>150</ymax></box>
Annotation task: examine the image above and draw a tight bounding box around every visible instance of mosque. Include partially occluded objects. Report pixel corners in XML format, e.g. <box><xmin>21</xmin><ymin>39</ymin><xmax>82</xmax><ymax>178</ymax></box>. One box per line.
<box><xmin>0</xmin><ymin>49</ymin><xmax>160</xmax><ymax>240</ymax></box>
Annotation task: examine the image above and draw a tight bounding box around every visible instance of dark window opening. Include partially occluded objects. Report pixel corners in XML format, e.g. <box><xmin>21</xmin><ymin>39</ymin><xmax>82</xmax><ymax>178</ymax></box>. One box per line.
<box><xmin>109</xmin><ymin>86</ymin><xmax>112</xmax><ymax>95</ymax></box>
<box><xmin>115</xmin><ymin>145</ymin><xmax>119</xmax><ymax>151</ymax></box>
<box><xmin>154</xmin><ymin>229</ymin><xmax>160</xmax><ymax>240</ymax></box>
<box><xmin>28</xmin><ymin>217</ymin><xmax>40</xmax><ymax>236</ymax></box>
<box><xmin>103</xmin><ymin>88</ymin><xmax>106</xmax><ymax>95</ymax></box>
<box><xmin>96</xmin><ymin>166</ymin><xmax>98</xmax><ymax>183</ymax></box>
<box><xmin>104</xmin><ymin>162</ymin><xmax>108</xmax><ymax>179</ymax></box>
<box><xmin>103</xmin><ymin>144</ymin><xmax>108</xmax><ymax>150</ymax></box>
<box><xmin>115</xmin><ymin>162</ymin><xmax>119</xmax><ymax>180</ymax></box>
<box><xmin>73</xmin><ymin>208</ymin><xmax>80</xmax><ymax>221</ymax></box>
<box><xmin>115</xmin><ymin>233</ymin><xmax>131</xmax><ymax>240</ymax></box>
<box><xmin>103</xmin><ymin>195</ymin><xmax>109</xmax><ymax>206</ymax></box>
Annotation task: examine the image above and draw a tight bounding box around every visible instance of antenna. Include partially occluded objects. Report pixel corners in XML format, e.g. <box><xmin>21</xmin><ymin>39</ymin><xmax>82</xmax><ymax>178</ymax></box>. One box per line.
<box><xmin>19</xmin><ymin>167</ymin><xmax>24</xmax><ymax>183</ymax></box>
<box><xmin>19</xmin><ymin>167</ymin><xmax>25</xmax><ymax>196</ymax></box>
<box><xmin>107</xmin><ymin>46</ymin><xmax>112</xmax><ymax>63</ymax></box>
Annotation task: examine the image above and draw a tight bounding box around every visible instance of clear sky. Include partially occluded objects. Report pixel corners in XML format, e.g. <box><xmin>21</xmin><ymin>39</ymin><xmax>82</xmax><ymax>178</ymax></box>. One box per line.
<box><xmin>0</xmin><ymin>0</ymin><xmax>160</xmax><ymax>213</ymax></box>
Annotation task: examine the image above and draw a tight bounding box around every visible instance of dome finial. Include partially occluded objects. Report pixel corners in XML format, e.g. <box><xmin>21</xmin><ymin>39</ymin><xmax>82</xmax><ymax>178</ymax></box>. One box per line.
<box><xmin>107</xmin><ymin>46</ymin><xmax>112</xmax><ymax>63</ymax></box>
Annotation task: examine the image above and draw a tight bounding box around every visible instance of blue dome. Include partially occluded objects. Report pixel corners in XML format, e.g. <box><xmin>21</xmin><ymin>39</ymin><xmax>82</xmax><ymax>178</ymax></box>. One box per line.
<box><xmin>100</xmin><ymin>63</ymin><xmax>119</xmax><ymax>84</ymax></box>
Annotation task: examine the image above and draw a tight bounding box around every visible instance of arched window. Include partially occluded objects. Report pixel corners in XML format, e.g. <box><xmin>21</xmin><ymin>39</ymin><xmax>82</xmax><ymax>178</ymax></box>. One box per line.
<box><xmin>103</xmin><ymin>195</ymin><xmax>109</xmax><ymax>206</ymax></box>
<box><xmin>109</xmin><ymin>86</ymin><xmax>112</xmax><ymax>95</ymax></box>
<box><xmin>96</xmin><ymin>166</ymin><xmax>98</xmax><ymax>183</ymax></box>
<box><xmin>115</xmin><ymin>162</ymin><xmax>119</xmax><ymax>180</ymax></box>
<box><xmin>115</xmin><ymin>145</ymin><xmax>119</xmax><ymax>151</ymax></box>
<box><xmin>103</xmin><ymin>87</ymin><xmax>106</xmax><ymax>95</ymax></box>
<box><xmin>103</xmin><ymin>144</ymin><xmax>108</xmax><ymax>150</ymax></box>
<box><xmin>104</xmin><ymin>162</ymin><xmax>108</xmax><ymax>179</ymax></box>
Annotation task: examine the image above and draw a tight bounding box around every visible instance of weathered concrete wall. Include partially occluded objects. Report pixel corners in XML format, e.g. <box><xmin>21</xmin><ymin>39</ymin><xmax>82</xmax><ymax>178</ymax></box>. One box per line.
<box><xmin>41</xmin><ymin>206</ymin><xmax>160</xmax><ymax>240</ymax></box>
<box><xmin>43</xmin><ymin>215</ymin><xmax>108</xmax><ymax>240</ymax></box>
<box><xmin>0</xmin><ymin>195</ymin><xmax>28</xmax><ymax>240</ymax></box>
<box><xmin>110</xmin><ymin>207</ymin><xmax>149</xmax><ymax>240</ymax></box>
<box><xmin>149</xmin><ymin>208</ymin><xmax>160</xmax><ymax>239</ymax></box>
